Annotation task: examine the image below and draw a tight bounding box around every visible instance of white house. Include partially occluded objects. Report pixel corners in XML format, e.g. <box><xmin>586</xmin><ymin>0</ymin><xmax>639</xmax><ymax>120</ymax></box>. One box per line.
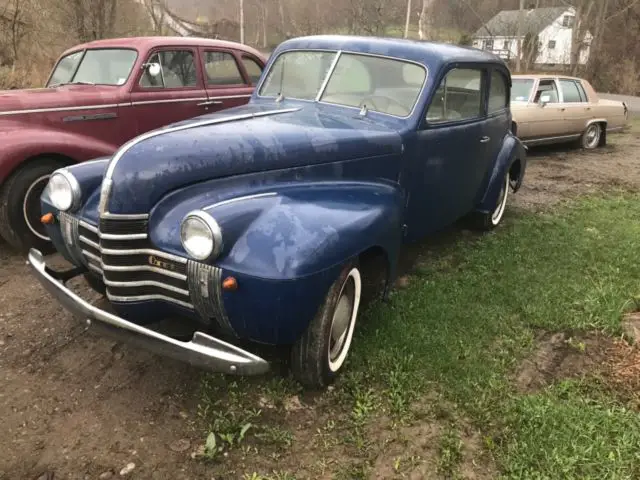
<box><xmin>472</xmin><ymin>6</ymin><xmax>591</xmax><ymax>66</ymax></box>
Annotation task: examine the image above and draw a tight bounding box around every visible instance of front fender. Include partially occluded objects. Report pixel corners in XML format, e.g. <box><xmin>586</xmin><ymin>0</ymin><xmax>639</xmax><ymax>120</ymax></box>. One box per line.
<box><xmin>475</xmin><ymin>133</ymin><xmax>527</xmax><ymax>213</ymax></box>
<box><xmin>150</xmin><ymin>180</ymin><xmax>405</xmax><ymax>280</ymax></box>
<box><xmin>0</xmin><ymin>125</ymin><xmax>117</xmax><ymax>183</ymax></box>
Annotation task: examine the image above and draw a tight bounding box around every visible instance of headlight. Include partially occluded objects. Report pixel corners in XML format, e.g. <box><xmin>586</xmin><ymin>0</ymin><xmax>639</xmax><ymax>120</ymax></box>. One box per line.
<box><xmin>47</xmin><ymin>170</ymin><xmax>80</xmax><ymax>212</ymax></box>
<box><xmin>180</xmin><ymin>211</ymin><xmax>223</xmax><ymax>261</ymax></box>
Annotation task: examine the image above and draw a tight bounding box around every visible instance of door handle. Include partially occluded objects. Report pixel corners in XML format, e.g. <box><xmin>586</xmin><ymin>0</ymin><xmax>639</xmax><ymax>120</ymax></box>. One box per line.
<box><xmin>197</xmin><ymin>100</ymin><xmax>223</xmax><ymax>107</ymax></box>
<box><xmin>480</xmin><ymin>136</ymin><xmax>491</xmax><ymax>143</ymax></box>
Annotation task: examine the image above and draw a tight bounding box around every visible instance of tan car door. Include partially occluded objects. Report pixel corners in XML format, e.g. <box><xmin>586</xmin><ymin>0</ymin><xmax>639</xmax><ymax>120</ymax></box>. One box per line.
<box><xmin>558</xmin><ymin>78</ymin><xmax>590</xmax><ymax>135</ymax></box>
<box><xmin>522</xmin><ymin>78</ymin><xmax>566</xmax><ymax>139</ymax></box>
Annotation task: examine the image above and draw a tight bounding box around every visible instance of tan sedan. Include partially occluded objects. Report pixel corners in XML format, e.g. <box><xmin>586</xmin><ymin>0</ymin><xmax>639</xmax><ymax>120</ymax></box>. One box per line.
<box><xmin>510</xmin><ymin>74</ymin><xmax>629</xmax><ymax>149</ymax></box>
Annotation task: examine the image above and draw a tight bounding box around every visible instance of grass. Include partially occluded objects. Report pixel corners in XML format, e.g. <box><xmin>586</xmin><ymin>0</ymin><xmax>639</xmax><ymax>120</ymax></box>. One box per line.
<box><xmin>198</xmin><ymin>194</ymin><xmax>640</xmax><ymax>478</ymax></box>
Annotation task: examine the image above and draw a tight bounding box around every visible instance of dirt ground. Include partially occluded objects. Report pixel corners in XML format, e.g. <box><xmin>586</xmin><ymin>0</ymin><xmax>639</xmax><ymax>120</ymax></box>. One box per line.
<box><xmin>1</xmin><ymin>128</ymin><xmax>640</xmax><ymax>480</ymax></box>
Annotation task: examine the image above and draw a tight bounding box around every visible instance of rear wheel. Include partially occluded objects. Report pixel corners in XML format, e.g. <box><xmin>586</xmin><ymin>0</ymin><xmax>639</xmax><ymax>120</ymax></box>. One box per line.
<box><xmin>0</xmin><ymin>158</ymin><xmax>65</xmax><ymax>252</ymax></box>
<box><xmin>470</xmin><ymin>171</ymin><xmax>510</xmax><ymax>231</ymax></box>
<box><xmin>581</xmin><ymin>123</ymin><xmax>602</xmax><ymax>149</ymax></box>
<box><xmin>291</xmin><ymin>262</ymin><xmax>362</xmax><ymax>389</ymax></box>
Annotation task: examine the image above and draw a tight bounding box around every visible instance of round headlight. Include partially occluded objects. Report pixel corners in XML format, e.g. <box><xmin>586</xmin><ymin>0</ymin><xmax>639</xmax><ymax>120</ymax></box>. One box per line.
<box><xmin>47</xmin><ymin>170</ymin><xmax>80</xmax><ymax>212</ymax></box>
<box><xmin>180</xmin><ymin>211</ymin><xmax>223</xmax><ymax>261</ymax></box>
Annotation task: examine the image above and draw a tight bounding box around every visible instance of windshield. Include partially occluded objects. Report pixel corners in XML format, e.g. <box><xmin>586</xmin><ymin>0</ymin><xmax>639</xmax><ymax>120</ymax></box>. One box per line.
<box><xmin>47</xmin><ymin>48</ymin><xmax>138</xmax><ymax>87</ymax></box>
<box><xmin>511</xmin><ymin>78</ymin><xmax>535</xmax><ymax>102</ymax></box>
<box><xmin>259</xmin><ymin>50</ymin><xmax>427</xmax><ymax>117</ymax></box>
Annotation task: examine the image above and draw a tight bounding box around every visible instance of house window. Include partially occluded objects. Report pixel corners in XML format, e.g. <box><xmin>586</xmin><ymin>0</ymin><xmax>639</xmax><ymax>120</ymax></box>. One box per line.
<box><xmin>503</xmin><ymin>40</ymin><xmax>510</xmax><ymax>50</ymax></box>
<box><xmin>548</xmin><ymin>40</ymin><xmax>556</xmax><ymax>49</ymax></box>
<box><xmin>562</xmin><ymin>15</ymin><xmax>574</xmax><ymax>27</ymax></box>
<box><xmin>483</xmin><ymin>39</ymin><xmax>494</xmax><ymax>50</ymax></box>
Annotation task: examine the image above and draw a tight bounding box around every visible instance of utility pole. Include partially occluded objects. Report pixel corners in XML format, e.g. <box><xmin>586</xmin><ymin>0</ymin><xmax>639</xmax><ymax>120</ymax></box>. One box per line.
<box><xmin>404</xmin><ymin>0</ymin><xmax>412</xmax><ymax>38</ymax></box>
<box><xmin>240</xmin><ymin>0</ymin><xmax>245</xmax><ymax>44</ymax></box>
<box><xmin>516</xmin><ymin>0</ymin><xmax>525</xmax><ymax>72</ymax></box>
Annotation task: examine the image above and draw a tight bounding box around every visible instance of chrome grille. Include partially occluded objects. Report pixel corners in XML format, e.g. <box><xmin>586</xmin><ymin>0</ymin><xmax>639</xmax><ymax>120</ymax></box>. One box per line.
<box><xmin>70</xmin><ymin>214</ymin><xmax>194</xmax><ymax>310</ymax></box>
<box><xmin>59</xmin><ymin>212</ymin><xmax>231</xmax><ymax>332</ymax></box>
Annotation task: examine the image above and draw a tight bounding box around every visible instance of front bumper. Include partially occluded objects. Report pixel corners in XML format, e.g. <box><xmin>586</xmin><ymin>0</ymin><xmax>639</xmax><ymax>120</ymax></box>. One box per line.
<box><xmin>27</xmin><ymin>248</ymin><xmax>270</xmax><ymax>376</ymax></box>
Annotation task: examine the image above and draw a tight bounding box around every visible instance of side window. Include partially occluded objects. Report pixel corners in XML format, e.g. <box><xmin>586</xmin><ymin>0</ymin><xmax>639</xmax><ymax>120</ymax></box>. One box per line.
<box><xmin>575</xmin><ymin>81</ymin><xmax>588</xmax><ymax>102</ymax></box>
<box><xmin>488</xmin><ymin>70</ymin><xmax>508</xmax><ymax>114</ymax></box>
<box><xmin>241</xmin><ymin>56</ymin><xmax>263</xmax><ymax>85</ymax></box>
<box><xmin>139</xmin><ymin>50</ymin><xmax>197</xmax><ymax>88</ymax></box>
<box><xmin>559</xmin><ymin>79</ymin><xmax>583</xmax><ymax>103</ymax></box>
<box><xmin>426</xmin><ymin>68</ymin><xmax>483</xmax><ymax>123</ymax></box>
<box><xmin>533</xmin><ymin>79</ymin><xmax>559</xmax><ymax>103</ymax></box>
<box><xmin>204</xmin><ymin>51</ymin><xmax>244</xmax><ymax>86</ymax></box>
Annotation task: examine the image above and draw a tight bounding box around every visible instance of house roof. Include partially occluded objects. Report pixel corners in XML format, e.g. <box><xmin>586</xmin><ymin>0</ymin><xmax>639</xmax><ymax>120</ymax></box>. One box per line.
<box><xmin>474</xmin><ymin>7</ymin><xmax>569</xmax><ymax>38</ymax></box>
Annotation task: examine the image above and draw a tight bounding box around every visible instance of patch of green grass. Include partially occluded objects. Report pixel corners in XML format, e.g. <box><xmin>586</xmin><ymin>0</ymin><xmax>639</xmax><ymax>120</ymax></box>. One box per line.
<box><xmin>437</xmin><ymin>424</ymin><xmax>464</xmax><ymax>478</ymax></box>
<box><xmin>499</xmin><ymin>380</ymin><xmax>640</xmax><ymax>479</ymax></box>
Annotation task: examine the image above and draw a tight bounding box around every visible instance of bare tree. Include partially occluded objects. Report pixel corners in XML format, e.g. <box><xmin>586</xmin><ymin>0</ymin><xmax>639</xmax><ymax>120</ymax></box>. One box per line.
<box><xmin>417</xmin><ymin>0</ymin><xmax>435</xmax><ymax>40</ymax></box>
<box><xmin>403</xmin><ymin>0</ymin><xmax>411</xmax><ymax>38</ymax></box>
<box><xmin>240</xmin><ymin>0</ymin><xmax>244</xmax><ymax>43</ymax></box>
<box><xmin>515</xmin><ymin>0</ymin><xmax>524</xmax><ymax>72</ymax></box>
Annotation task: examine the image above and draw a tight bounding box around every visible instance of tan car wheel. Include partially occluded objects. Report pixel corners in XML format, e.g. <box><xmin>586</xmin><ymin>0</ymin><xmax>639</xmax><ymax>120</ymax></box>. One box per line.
<box><xmin>581</xmin><ymin>123</ymin><xmax>602</xmax><ymax>149</ymax></box>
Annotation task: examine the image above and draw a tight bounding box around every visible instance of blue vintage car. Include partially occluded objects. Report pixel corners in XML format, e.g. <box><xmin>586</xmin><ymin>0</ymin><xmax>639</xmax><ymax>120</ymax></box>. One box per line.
<box><xmin>28</xmin><ymin>35</ymin><xmax>526</xmax><ymax>388</ymax></box>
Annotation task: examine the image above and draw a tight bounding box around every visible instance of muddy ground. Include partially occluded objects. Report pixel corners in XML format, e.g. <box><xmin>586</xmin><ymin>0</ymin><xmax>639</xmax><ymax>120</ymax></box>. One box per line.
<box><xmin>1</xmin><ymin>128</ymin><xmax>640</xmax><ymax>480</ymax></box>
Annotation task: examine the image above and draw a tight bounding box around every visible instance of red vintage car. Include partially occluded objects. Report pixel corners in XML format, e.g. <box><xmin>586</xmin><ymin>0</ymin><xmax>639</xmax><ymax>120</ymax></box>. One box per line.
<box><xmin>0</xmin><ymin>36</ymin><xmax>266</xmax><ymax>252</ymax></box>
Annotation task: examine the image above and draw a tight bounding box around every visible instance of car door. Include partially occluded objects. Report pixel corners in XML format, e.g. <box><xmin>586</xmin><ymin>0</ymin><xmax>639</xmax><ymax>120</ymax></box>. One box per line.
<box><xmin>519</xmin><ymin>78</ymin><xmax>566</xmax><ymax>139</ymax></box>
<box><xmin>485</xmin><ymin>67</ymin><xmax>511</xmax><ymax>166</ymax></box>
<box><xmin>130</xmin><ymin>46</ymin><xmax>209</xmax><ymax>133</ymax></box>
<box><xmin>557</xmin><ymin>78</ymin><xmax>590</xmax><ymax>135</ymax></box>
<box><xmin>406</xmin><ymin>66</ymin><xmax>490</xmax><ymax>239</ymax></box>
<box><xmin>199</xmin><ymin>49</ymin><xmax>260</xmax><ymax>112</ymax></box>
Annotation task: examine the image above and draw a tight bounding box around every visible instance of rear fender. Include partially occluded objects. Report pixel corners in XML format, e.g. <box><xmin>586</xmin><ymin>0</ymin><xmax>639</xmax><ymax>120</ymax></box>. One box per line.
<box><xmin>475</xmin><ymin>132</ymin><xmax>526</xmax><ymax>213</ymax></box>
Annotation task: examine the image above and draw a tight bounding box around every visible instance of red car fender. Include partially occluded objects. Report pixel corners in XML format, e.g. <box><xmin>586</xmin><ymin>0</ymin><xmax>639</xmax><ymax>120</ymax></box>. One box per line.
<box><xmin>0</xmin><ymin>127</ymin><xmax>117</xmax><ymax>184</ymax></box>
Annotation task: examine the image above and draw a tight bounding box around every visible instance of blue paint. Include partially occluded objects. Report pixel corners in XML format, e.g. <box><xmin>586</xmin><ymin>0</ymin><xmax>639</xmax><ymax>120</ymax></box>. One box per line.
<box><xmin>40</xmin><ymin>36</ymin><xmax>527</xmax><ymax>347</ymax></box>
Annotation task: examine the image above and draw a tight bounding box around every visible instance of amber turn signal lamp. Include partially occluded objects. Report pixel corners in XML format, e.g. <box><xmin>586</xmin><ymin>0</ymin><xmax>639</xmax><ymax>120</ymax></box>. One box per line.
<box><xmin>41</xmin><ymin>213</ymin><xmax>55</xmax><ymax>225</ymax></box>
<box><xmin>222</xmin><ymin>276</ymin><xmax>238</xmax><ymax>291</ymax></box>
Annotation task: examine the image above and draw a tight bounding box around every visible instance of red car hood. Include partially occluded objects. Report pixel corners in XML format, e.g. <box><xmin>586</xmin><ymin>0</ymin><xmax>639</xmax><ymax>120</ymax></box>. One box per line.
<box><xmin>0</xmin><ymin>85</ymin><xmax>123</xmax><ymax>113</ymax></box>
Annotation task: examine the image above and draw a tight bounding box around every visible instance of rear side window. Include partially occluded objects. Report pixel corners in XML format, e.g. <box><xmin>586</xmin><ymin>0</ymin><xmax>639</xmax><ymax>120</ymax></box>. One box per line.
<box><xmin>488</xmin><ymin>70</ymin><xmax>508</xmax><ymax>114</ymax></box>
<box><xmin>204</xmin><ymin>51</ymin><xmax>245</xmax><ymax>86</ymax></box>
<box><xmin>559</xmin><ymin>79</ymin><xmax>583</xmax><ymax>103</ymax></box>
<box><xmin>427</xmin><ymin>68</ymin><xmax>483</xmax><ymax>123</ymax></box>
<box><xmin>242</xmin><ymin>56</ymin><xmax>263</xmax><ymax>84</ymax></box>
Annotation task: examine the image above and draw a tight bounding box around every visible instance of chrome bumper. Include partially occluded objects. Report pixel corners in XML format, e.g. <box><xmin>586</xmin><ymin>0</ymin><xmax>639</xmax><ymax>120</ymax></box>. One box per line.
<box><xmin>27</xmin><ymin>248</ymin><xmax>269</xmax><ymax>376</ymax></box>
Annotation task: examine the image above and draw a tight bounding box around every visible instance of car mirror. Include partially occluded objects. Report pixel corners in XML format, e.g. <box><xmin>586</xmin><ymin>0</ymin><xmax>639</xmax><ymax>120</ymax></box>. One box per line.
<box><xmin>539</xmin><ymin>94</ymin><xmax>551</xmax><ymax>107</ymax></box>
<box><xmin>145</xmin><ymin>62</ymin><xmax>161</xmax><ymax>77</ymax></box>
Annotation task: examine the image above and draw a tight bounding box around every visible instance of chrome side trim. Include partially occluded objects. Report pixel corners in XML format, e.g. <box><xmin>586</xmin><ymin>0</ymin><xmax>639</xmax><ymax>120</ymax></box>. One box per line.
<box><xmin>106</xmin><ymin>292</ymin><xmax>194</xmax><ymax>310</ymax></box>
<box><xmin>103</xmin><ymin>279</ymin><xmax>190</xmax><ymax>297</ymax></box>
<box><xmin>100</xmin><ymin>248</ymin><xmax>188</xmax><ymax>263</ymax></box>
<box><xmin>203</xmin><ymin>192</ymin><xmax>278</xmax><ymax>211</ymax></box>
<box><xmin>0</xmin><ymin>103</ymin><xmax>120</xmax><ymax>117</ymax></box>
<box><xmin>100</xmin><ymin>107</ymin><xmax>299</xmax><ymax>219</ymax></box>
<box><xmin>522</xmin><ymin>133</ymin><xmax>581</xmax><ymax>145</ymax></box>
<box><xmin>103</xmin><ymin>264</ymin><xmax>187</xmax><ymax>281</ymax></box>
<box><xmin>130</xmin><ymin>97</ymin><xmax>207</xmax><ymax>106</ymax></box>
<box><xmin>101</xmin><ymin>213</ymin><xmax>149</xmax><ymax>220</ymax></box>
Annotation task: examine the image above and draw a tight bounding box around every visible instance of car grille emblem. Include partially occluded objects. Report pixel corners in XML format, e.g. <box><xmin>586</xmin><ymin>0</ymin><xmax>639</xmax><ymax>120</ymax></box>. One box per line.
<box><xmin>148</xmin><ymin>255</ymin><xmax>176</xmax><ymax>271</ymax></box>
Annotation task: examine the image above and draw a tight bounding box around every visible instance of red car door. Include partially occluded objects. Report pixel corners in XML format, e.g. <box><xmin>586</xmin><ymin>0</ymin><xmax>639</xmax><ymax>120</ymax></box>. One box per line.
<box><xmin>199</xmin><ymin>48</ymin><xmax>264</xmax><ymax>112</ymax></box>
<box><xmin>129</xmin><ymin>46</ymin><xmax>209</xmax><ymax>133</ymax></box>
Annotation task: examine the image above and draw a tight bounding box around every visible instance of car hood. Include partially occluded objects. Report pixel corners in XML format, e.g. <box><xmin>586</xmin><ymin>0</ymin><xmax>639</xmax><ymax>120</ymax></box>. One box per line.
<box><xmin>103</xmin><ymin>103</ymin><xmax>404</xmax><ymax>215</ymax></box>
<box><xmin>0</xmin><ymin>85</ymin><xmax>121</xmax><ymax>113</ymax></box>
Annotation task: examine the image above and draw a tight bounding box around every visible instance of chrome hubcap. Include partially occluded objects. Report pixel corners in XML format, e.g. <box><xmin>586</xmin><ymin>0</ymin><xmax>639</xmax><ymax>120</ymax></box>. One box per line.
<box><xmin>586</xmin><ymin>125</ymin><xmax>600</xmax><ymax>147</ymax></box>
<box><xmin>329</xmin><ymin>294</ymin><xmax>352</xmax><ymax>361</ymax></box>
<box><xmin>327</xmin><ymin>269</ymin><xmax>362</xmax><ymax>372</ymax></box>
<box><xmin>491</xmin><ymin>175</ymin><xmax>509</xmax><ymax>225</ymax></box>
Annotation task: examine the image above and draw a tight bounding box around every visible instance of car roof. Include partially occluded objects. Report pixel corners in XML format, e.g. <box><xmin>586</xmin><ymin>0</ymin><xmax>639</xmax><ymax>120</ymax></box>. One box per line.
<box><xmin>512</xmin><ymin>73</ymin><xmax>584</xmax><ymax>81</ymax></box>
<box><xmin>273</xmin><ymin>35</ymin><xmax>504</xmax><ymax>68</ymax></box>
<box><xmin>59</xmin><ymin>36</ymin><xmax>264</xmax><ymax>59</ymax></box>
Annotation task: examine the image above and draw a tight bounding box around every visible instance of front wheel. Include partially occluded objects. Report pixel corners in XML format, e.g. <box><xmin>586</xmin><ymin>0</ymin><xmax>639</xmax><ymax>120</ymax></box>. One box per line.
<box><xmin>0</xmin><ymin>159</ymin><xmax>65</xmax><ymax>252</ymax></box>
<box><xmin>470</xmin><ymin>172</ymin><xmax>510</xmax><ymax>231</ymax></box>
<box><xmin>291</xmin><ymin>262</ymin><xmax>362</xmax><ymax>389</ymax></box>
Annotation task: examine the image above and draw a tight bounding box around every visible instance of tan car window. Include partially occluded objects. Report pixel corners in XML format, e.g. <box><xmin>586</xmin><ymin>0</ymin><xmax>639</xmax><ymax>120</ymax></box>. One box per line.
<box><xmin>427</xmin><ymin>68</ymin><xmax>482</xmax><ymax>123</ymax></box>
<box><xmin>488</xmin><ymin>71</ymin><xmax>508</xmax><ymax>114</ymax></box>
<box><xmin>533</xmin><ymin>80</ymin><xmax>558</xmax><ymax>103</ymax></box>
<box><xmin>559</xmin><ymin>79</ymin><xmax>583</xmax><ymax>103</ymax></box>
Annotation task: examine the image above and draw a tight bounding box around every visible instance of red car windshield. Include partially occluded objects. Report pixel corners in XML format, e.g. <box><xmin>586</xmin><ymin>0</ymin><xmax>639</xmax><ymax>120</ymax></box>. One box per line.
<box><xmin>47</xmin><ymin>48</ymin><xmax>138</xmax><ymax>87</ymax></box>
